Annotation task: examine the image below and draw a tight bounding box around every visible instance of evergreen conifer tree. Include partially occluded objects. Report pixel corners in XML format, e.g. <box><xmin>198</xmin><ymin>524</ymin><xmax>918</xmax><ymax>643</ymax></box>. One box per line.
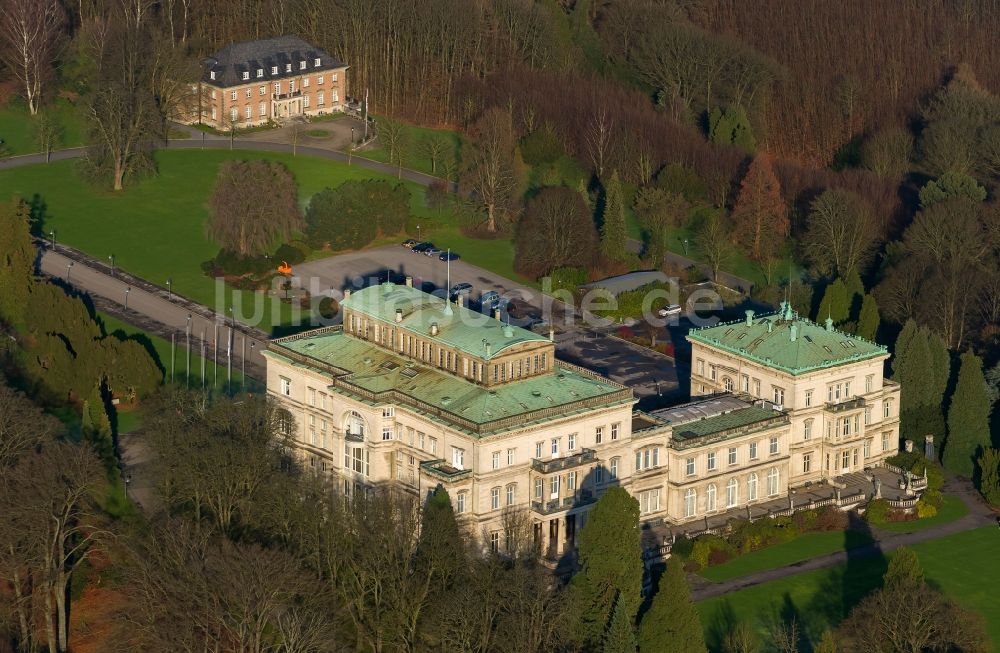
<box><xmin>637</xmin><ymin>557</ymin><xmax>707</xmax><ymax>653</ymax></box>
<box><xmin>814</xmin><ymin>630</ymin><xmax>838</xmax><ymax>653</ymax></box>
<box><xmin>600</xmin><ymin>171</ymin><xmax>628</xmax><ymax>262</ymax></box>
<box><xmin>816</xmin><ymin>279</ymin><xmax>850</xmax><ymax>324</ymax></box>
<box><xmin>857</xmin><ymin>294</ymin><xmax>880</xmax><ymax>341</ymax></box>
<box><xmin>977</xmin><ymin>448</ymin><xmax>1000</xmax><ymax>505</ymax></box>
<box><xmin>603</xmin><ymin>592</ymin><xmax>637</xmax><ymax>653</ymax></box>
<box><xmin>571</xmin><ymin>486</ymin><xmax>642</xmax><ymax>650</ymax></box>
<box><xmin>944</xmin><ymin>352</ymin><xmax>992</xmax><ymax>477</ymax></box>
<box><xmin>0</xmin><ymin>199</ymin><xmax>36</xmax><ymax>326</ymax></box>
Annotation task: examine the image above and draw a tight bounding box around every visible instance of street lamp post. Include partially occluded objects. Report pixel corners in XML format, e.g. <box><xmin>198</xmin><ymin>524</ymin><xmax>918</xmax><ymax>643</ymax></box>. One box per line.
<box><xmin>124</xmin><ymin>286</ymin><xmax>131</xmax><ymax>311</ymax></box>
<box><xmin>682</xmin><ymin>238</ymin><xmax>689</xmax><ymax>256</ymax></box>
<box><xmin>186</xmin><ymin>314</ymin><xmax>192</xmax><ymax>387</ymax></box>
<box><xmin>108</xmin><ymin>254</ymin><xmax>115</xmax><ymax>277</ymax></box>
<box><xmin>166</xmin><ymin>278</ymin><xmax>172</xmax><ymax>300</ymax></box>
<box><xmin>351</xmin><ymin>127</ymin><xmax>355</xmax><ymax>144</ymax></box>
<box><xmin>66</xmin><ymin>261</ymin><xmax>73</xmax><ymax>283</ymax></box>
<box><xmin>49</xmin><ymin>230</ymin><xmax>55</xmax><ymax>249</ymax></box>
<box><xmin>417</xmin><ymin>224</ymin><xmax>421</xmax><ymax>241</ymax></box>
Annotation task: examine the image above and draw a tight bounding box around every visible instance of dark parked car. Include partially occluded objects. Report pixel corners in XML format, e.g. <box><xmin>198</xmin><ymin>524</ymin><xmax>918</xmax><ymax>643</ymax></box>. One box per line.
<box><xmin>450</xmin><ymin>282</ymin><xmax>473</xmax><ymax>298</ymax></box>
<box><xmin>424</xmin><ymin>247</ymin><xmax>443</xmax><ymax>257</ymax></box>
<box><xmin>411</xmin><ymin>242</ymin><xmax>434</xmax><ymax>253</ymax></box>
<box><xmin>439</xmin><ymin>251</ymin><xmax>460</xmax><ymax>261</ymax></box>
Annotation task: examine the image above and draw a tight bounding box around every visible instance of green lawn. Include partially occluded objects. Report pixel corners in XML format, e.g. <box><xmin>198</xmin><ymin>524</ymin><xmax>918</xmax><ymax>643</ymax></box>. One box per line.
<box><xmin>0</xmin><ymin>149</ymin><xmax>508</xmax><ymax>332</ymax></box>
<box><xmin>360</xmin><ymin>121</ymin><xmax>462</xmax><ymax>179</ymax></box>
<box><xmin>877</xmin><ymin>494</ymin><xmax>969</xmax><ymax>534</ymax></box>
<box><xmin>697</xmin><ymin>527</ymin><xmax>1000</xmax><ymax>652</ymax></box>
<box><xmin>698</xmin><ymin>530</ymin><xmax>874</xmax><ymax>583</ymax></box>
<box><xmin>0</xmin><ymin>96</ymin><xmax>85</xmax><ymax>156</ymax></box>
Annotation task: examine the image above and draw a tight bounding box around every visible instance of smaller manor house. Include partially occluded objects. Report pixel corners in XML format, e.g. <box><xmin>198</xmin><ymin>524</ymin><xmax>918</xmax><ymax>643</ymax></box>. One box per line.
<box><xmin>190</xmin><ymin>35</ymin><xmax>347</xmax><ymax>129</ymax></box>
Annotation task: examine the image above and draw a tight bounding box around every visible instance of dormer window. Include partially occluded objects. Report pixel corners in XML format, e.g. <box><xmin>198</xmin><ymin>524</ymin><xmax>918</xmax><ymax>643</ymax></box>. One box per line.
<box><xmin>314</xmin><ymin>57</ymin><xmax>321</xmax><ymax>66</ymax></box>
<box><xmin>256</xmin><ymin>69</ymin><xmax>263</xmax><ymax>78</ymax></box>
<box><xmin>209</xmin><ymin>70</ymin><xmax>216</xmax><ymax>80</ymax></box>
<box><xmin>271</xmin><ymin>66</ymin><xmax>278</xmax><ymax>75</ymax></box>
<box><xmin>242</xmin><ymin>71</ymin><xmax>249</xmax><ymax>80</ymax></box>
<box><xmin>285</xmin><ymin>63</ymin><xmax>292</xmax><ymax>72</ymax></box>
<box><xmin>300</xmin><ymin>60</ymin><xmax>306</xmax><ymax>70</ymax></box>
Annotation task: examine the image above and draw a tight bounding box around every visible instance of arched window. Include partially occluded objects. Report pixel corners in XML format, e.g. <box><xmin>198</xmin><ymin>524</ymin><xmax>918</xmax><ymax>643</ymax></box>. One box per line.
<box><xmin>706</xmin><ymin>484</ymin><xmax>717</xmax><ymax>511</ymax></box>
<box><xmin>490</xmin><ymin>487</ymin><xmax>501</xmax><ymax>510</ymax></box>
<box><xmin>684</xmin><ymin>488</ymin><xmax>696</xmax><ymax>518</ymax></box>
<box><xmin>767</xmin><ymin>467</ymin><xmax>779</xmax><ymax>496</ymax></box>
<box><xmin>748</xmin><ymin>473</ymin><xmax>758</xmax><ymax>501</ymax></box>
<box><xmin>343</xmin><ymin>411</ymin><xmax>367</xmax><ymax>439</ymax></box>
<box><xmin>726</xmin><ymin>478</ymin><xmax>738</xmax><ymax>507</ymax></box>
<box><xmin>723</xmin><ymin>376</ymin><xmax>734</xmax><ymax>392</ymax></box>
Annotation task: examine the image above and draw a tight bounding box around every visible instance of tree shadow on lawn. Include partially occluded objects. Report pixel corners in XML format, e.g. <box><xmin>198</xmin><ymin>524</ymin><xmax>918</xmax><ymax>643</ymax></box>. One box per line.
<box><xmin>704</xmin><ymin>513</ymin><xmax>888</xmax><ymax>652</ymax></box>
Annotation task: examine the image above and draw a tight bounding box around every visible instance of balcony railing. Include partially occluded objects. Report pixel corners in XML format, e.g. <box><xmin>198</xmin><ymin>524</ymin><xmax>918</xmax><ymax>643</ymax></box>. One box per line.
<box><xmin>531</xmin><ymin>448</ymin><xmax>597</xmax><ymax>474</ymax></box>
<box><xmin>530</xmin><ymin>489</ymin><xmax>594</xmax><ymax>514</ymax></box>
<box><xmin>825</xmin><ymin>396</ymin><xmax>866</xmax><ymax>412</ymax></box>
<box><xmin>419</xmin><ymin>459</ymin><xmax>472</xmax><ymax>482</ymax></box>
<box><xmin>273</xmin><ymin>90</ymin><xmax>303</xmax><ymax>100</ymax></box>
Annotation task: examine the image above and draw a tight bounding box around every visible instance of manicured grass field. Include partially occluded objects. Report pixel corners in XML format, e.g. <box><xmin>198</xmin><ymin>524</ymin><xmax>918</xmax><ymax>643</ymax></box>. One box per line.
<box><xmin>876</xmin><ymin>494</ymin><xmax>969</xmax><ymax>533</ymax></box>
<box><xmin>0</xmin><ymin>97</ymin><xmax>85</xmax><ymax>155</ymax></box>
<box><xmin>697</xmin><ymin>527</ymin><xmax>1000</xmax><ymax>652</ymax></box>
<box><xmin>698</xmin><ymin>530</ymin><xmax>874</xmax><ymax>583</ymax></box>
<box><xmin>0</xmin><ymin>149</ymin><xmax>511</xmax><ymax>332</ymax></box>
<box><xmin>359</xmin><ymin>121</ymin><xmax>463</xmax><ymax>178</ymax></box>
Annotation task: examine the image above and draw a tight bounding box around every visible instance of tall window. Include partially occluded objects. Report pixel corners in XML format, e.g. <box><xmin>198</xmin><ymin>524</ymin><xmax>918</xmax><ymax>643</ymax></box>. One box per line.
<box><xmin>507</xmin><ymin>448</ymin><xmax>516</xmax><ymax>465</ymax></box>
<box><xmin>535</xmin><ymin>442</ymin><xmax>543</xmax><ymax>458</ymax></box>
<box><xmin>724</xmin><ymin>377</ymin><xmax>734</xmax><ymax>392</ymax></box>
<box><xmin>769</xmin><ymin>436</ymin><xmax>779</xmax><ymax>455</ymax></box>
<box><xmin>549</xmin><ymin>476</ymin><xmax>560</xmax><ymax>498</ymax></box>
<box><xmin>456</xmin><ymin>491</ymin><xmax>466</xmax><ymax>513</ymax></box>
<box><xmin>685</xmin><ymin>457</ymin><xmax>695</xmax><ymax>476</ymax></box>
<box><xmin>490</xmin><ymin>531</ymin><xmax>500</xmax><ymax>552</ymax></box>
<box><xmin>640</xmin><ymin>489</ymin><xmax>660</xmax><ymax>514</ymax></box>
<box><xmin>884</xmin><ymin>401</ymin><xmax>892</xmax><ymax>418</ymax></box>
<box><xmin>344</xmin><ymin>411</ymin><xmax>365</xmax><ymax>438</ymax></box>
<box><xmin>707</xmin><ymin>452</ymin><xmax>716</xmax><ymax>471</ymax></box>
<box><xmin>748</xmin><ymin>473</ymin><xmax>758</xmax><ymax>501</ymax></box>
<box><xmin>344</xmin><ymin>444</ymin><xmax>367</xmax><ymax>476</ymax></box>
<box><xmin>534</xmin><ymin>478</ymin><xmax>543</xmax><ymax>499</ymax></box>
<box><xmin>773</xmin><ymin>387</ymin><xmax>785</xmax><ymax>405</ymax></box>
<box><xmin>492</xmin><ymin>452</ymin><xmax>500</xmax><ymax>470</ymax></box>
<box><xmin>506</xmin><ymin>485</ymin><xmax>516</xmax><ymax>505</ymax></box>
<box><xmin>804</xmin><ymin>419</ymin><xmax>813</xmax><ymax>440</ymax></box>
<box><xmin>551</xmin><ymin>438</ymin><xmax>560</xmax><ymax>456</ymax></box>
<box><xmin>726</xmin><ymin>478</ymin><xmax>738</xmax><ymax>507</ymax></box>
<box><xmin>742</xmin><ymin>375</ymin><xmax>749</xmax><ymax>392</ymax></box>
<box><xmin>636</xmin><ymin>447</ymin><xmax>659</xmax><ymax>471</ymax></box>
<box><xmin>864</xmin><ymin>406</ymin><xmax>872</xmax><ymax>425</ymax></box>
<box><xmin>490</xmin><ymin>487</ymin><xmax>500</xmax><ymax>510</ymax></box>
<box><xmin>610</xmin><ymin>457</ymin><xmax>619</xmax><ymax>479</ymax></box>
<box><xmin>767</xmin><ymin>468</ymin><xmax>779</xmax><ymax>496</ymax></box>
<box><xmin>706</xmin><ymin>484</ymin><xmax>717</xmax><ymax>511</ymax></box>
<box><xmin>805</xmin><ymin>390</ymin><xmax>813</xmax><ymax>407</ymax></box>
<box><xmin>684</xmin><ymin>489</ymin><xmax>696</xmax><ymax>518</ymax></box>
<box><xmin>568</xmin><ymin>433</ymin><xmax>577</xmax><ymax>450</ymax></box>
<box><xmin>882</xmin><ymin>431</ymin><xmax>891</xmax><ymax>452</ymax></box>
<box><xmin>611</xmin><ymin>423</ymin><xmax>620</xmax><ymax>440</ymax></box>
<box><xmin>864</xmin><ymin>439</ymin><xmax>872</xmax><ymax>458</ymax></box>
<box><xmin>749</xmin><ymin>441</ymin><xmax>758</xmax><ymax>460</ymax></box>
<box><xmin>728</xmin><ymin>447</ymin><xmax>737</xmax><ymax>465</ymax></box>
<box><xmin>567</xmin><ymin>471</ymin><xmax>577</xmax><ymax>491</ymax></box>
<box><xmin>803</xmin><ymin>453</ymin><xmax>812</xmax><ymax>473</ymax></box>
<box><xmin>452</xmin><ymin>447</ymin><xmax>465</xmax><ymax>470</ymax></box>
<box><xmin>280</xmin><ymin>377</ymin><xmax>291</xmax><ymax>396</ymax></box>
<box><xmin>230</xmin><ymin>90</ymin><xmax>237</xmax><ymax>100</ymax></box>
<box><xmin>595</xmin><ymin>426</ymin><xmax>604</xmax><ymax>444</ymax></box>
<box><xmin>381</xmin><ymin>426</ymin><xmax>392</xmax><ymax>441</ymax></box>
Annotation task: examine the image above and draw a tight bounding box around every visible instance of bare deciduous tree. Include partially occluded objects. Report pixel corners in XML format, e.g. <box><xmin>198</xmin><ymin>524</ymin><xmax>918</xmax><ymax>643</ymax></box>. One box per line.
<box><xmin>0</xmin><ymin>0</ymin><xmax>65</xmax><ymax>115</ymax></box>
<box><xmin>461</xmin><ymin>106</ymin><xmax>519</xmax><ymax>233</ymax></box>
<box><xmin>207</xmin><ymin>159</ymin><xmax>303</xmax><ymax>257</ymax></box>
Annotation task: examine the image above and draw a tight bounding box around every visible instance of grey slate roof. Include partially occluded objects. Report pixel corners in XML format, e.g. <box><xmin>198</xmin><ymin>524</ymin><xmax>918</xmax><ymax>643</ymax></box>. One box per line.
<box><xmin>204</xmin><ymin>35</ymin><xmax>346</xmax><ymax>88</ymax></box>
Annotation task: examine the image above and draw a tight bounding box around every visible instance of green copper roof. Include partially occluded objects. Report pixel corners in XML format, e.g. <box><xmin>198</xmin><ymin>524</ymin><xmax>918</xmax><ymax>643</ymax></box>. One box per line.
<box><xmin>687</xmin><ymin>308</ymin><xmax>887</xmax><ymax>375</ymax></box>
<box><xmin>342</xmin><ymin>283</ymin><xmax>548</xmax><ymax>360</ymax></box>
<box><xmin>266</xmin><ymin>328</ymin><xmax>631</xmax><ymax>436</ymax></box>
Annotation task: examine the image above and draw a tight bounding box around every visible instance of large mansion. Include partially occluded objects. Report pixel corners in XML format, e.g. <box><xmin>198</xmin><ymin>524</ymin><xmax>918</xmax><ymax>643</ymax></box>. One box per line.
<box><xmin>190</xmin><ymin>36</ymin><xmax>347</xmax><ymax>129</ymax></box>
<box><xmin>265</xmin><ymin>285</ymin><xmax>904</xmax><ymax>558</ymax></box>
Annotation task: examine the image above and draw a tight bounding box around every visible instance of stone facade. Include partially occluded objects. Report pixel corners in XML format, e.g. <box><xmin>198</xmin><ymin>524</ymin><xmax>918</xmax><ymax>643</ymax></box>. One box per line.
<box><xmin>264</xmin><ymin>290</ymin><xmax>903</xmax><ymax>557</ymax></box>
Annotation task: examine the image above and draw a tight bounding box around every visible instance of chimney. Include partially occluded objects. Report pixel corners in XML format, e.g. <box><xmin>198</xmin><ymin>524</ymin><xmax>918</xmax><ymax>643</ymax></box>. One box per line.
<box><xmin>430</xmin><ymin>322</ymin><xmax>439</xmax><ymax>336</ymax></box>
<box><xmin>493</xmin><ymin>308</ymin><xmax>501</xmax><ymax>320</ymax></box>
<box><xmin>549</xmin><ymin>328</ymin><xmax>555</xmax><ymax>342</ymax></box>
<box><xmin>503</xmin><ymin>324</ymin><xmax>514</xmax><ymax>338</ymax></box>
<box><xmin>745</xmin><ymin>309</ymin><xmax>754</xmax><ymax>327</ymax></box>
<box><xmin>457</xmin><ymin>295</ymin><xmax>464</xmax><ymax>307</ymax></box>
<box><xmin>395</xmin><ymin>308</ymin><xmax>403</xmax><ymax>323</ymax></box>
<box><xmin>790</xmin><ymin>324</ymin><xmax>797</xmax><ymax>342</ymax></box>
<box><xmin>405</xmin><ymin>276</ymin><xmax>412</xmax><ymax>287</ymax></box>
<box><xmin>825</xmin><ymin>317</ymin><xmax>834</xmax><ymax>332</ymax></box>
<box><xmin>485</xmin><ymin>342</ymin><xmax>492</xmax><ymax>357</ymax></box>
<box><xmin>344</xmin><ymin>288</ymin><xmax>352</xmax><ymax>299</ymax></box>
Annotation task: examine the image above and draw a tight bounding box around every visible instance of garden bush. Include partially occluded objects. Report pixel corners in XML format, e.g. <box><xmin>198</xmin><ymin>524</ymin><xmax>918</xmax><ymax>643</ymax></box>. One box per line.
<box><xmin>689</xmin><ymin>534</ymin><xmax>735</xmax><ymax>570</ymax></box>
<box><xmin>305</xmin><ymin>180</ymin><xmax>410</xmax><ymax>250</ymax></box>
<box><xmin>916</xmin><ymin>499</ymin><xmax>938</xmax><ymax>519</ymax></box>
<box><xmin>671</xmin><ymin>534</ymin><xmax>693</xmax><ymax>558</ymax></box>
<box><xmin>550</xmin><ymin>266</ymin><xmax>588</xmax><ymax>293</ymax></box>
<box><xmin>520</xmin><ymin>127</ymin><xmax>563</xmax><ymax>166</ymax></box>
<box><xmin>865</xmin><ymin>498</ymin><xmax>891</xmax><ymax>525</ymax></box>
<box><xmin>203</xmin><ymin>249</ymin><xmax>273</xmax><ymax>277</ymax></box>
<box><xmin>273</xmin><ymin>242</ymin><xmax>307</xmax><ymax>266</ymax></box>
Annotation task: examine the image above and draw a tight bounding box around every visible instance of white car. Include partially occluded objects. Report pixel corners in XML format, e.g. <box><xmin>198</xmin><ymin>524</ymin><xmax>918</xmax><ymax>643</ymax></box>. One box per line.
<box><xmin>657</xmin><ymin>304</ymin><xmax>683</xmax><ymax>318</ymax></box>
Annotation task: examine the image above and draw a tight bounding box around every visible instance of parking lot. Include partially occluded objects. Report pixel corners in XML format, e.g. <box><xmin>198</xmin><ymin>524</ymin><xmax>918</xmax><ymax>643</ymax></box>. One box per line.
<box><xmin>291</xmin><ymin>245</ymin><xmax>686</xmax><ymax>408</ymax></box>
